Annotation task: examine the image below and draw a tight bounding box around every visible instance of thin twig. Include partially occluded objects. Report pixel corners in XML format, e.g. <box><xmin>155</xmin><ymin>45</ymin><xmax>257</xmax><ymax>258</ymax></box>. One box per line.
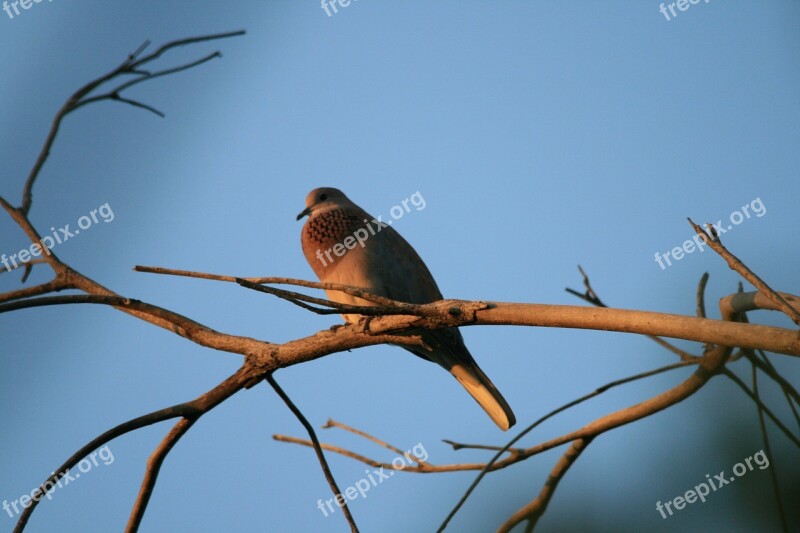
<box><xmin>696</xmin><ymin>272</ymin><xmax>710</xmax><ymax>319</ymax></box>
<box><xmin>323</xmin><ymin>419</ymin><xmax>408</xmax><ymax>457</ymax></box>
<box><xmin>19</xmin><ymin>30</ymin><xmax>244</xmax><ymax>215</ymax></box>
<box><xmin>744</xmin><ymin>352</ymin><xmax>800</xmax><ymax>413</ymax></box>
<box><xmin>0</xmin><ymin>258</ymin><xmax>48</xmax><ymax>280</ymax></box>
<box><xmin>124</xmin><ymin>366</ymin><xmax>252</xmax><ymax>531</ymax></box>
<box><xmin>442</xmin><ymin>440</ymin><xmax>525</xmax><ymax>456</ymax></box>
<box><xmin>567</xmin><ymin>266</ymin><xmax>697</xmax><ymax>361</ymax></box>
<box><xmin>275</xmin><ymin>362</ymin><xmax>699</xmax><ymax>481</ymax></box>
<box><xmin>437</xmin><ymin>359</ymin><xmax>697</xmax><ymax>531</ymax></box>
<box><xmin>0</xmin><ymin>278</ymin><xmax>74</xmax><ymax>305</ymax></box>
<box><xmin>564</xmin><ymin>265</ymin><xmax>606</xmax><ymax>307</ymax></box>
<box><xmin>688</xmin><ymin>218</ymin><xmax>800</xmax><ymax>324</ymax></box>
<box><xmin>13</xmin><ymin>404</ymin><xmax>199</xmax><ymax>532</ymax></box>
<box><xmin>499</xmin><ymin>437</ymin><xmax>594</xmax><ymax>533</ymax></box>
<box><xmin>236</xmin><ymin>278</ymin><xmax>409</xmax><ymax>317</ymax></box>
<box><xmin>272</xmin><ymin>435</ymin><xmax>448</xmax><ymax>472</ymax></box>
<box><xmin>721</xmin><ymin>369</ymin><xmax>800</xmax><ymax>448</ymax></box>
<box><xmin>266</xmin><ymin>374</ymin><xmax>359</xmax><ymax>533</ymax></box>
<box><xmin>135</xmin><ymin>265</ymin><xmax>417</xmax><ymax>309</ymax></box>
<box><xmin>753</xmin><ymin>350</ymin><xmax>800</xmax><ymax>430</ymax></box>
<box><xmin>126</xmin><ymin>418</ymin><xmax>196</xmax><ymax>532</ymax></box>
<box><xmin>15</xmin><ymin>365</ymin><xmax>255</xmax><ymax>532</ymax></box>
<box><xmin>751</xmin><ymin>363</ymin><xmax>788</xmax><ymax>532</ymax></box>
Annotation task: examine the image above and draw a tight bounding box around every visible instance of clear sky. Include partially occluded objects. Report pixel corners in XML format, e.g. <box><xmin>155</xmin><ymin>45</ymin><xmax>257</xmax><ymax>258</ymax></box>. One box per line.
<box><xmin>1</xmin><ymin>1</ymin><xmax>798</xmax><ymax>532</ymax></box>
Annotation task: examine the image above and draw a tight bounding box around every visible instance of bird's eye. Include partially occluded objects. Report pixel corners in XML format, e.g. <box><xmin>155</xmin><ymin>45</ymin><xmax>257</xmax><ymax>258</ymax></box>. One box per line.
<box><xmin>319</xmin><ymin>193</ymin><xmax>328</xmax><ymax>201</ymax></box>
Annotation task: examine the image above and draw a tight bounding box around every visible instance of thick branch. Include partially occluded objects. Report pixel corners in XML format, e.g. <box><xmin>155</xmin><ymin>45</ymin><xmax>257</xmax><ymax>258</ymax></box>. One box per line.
<box><xmin>471</xmin><ymin>303</ymin><xmax>800</xmax><ymax>357</ymax></box>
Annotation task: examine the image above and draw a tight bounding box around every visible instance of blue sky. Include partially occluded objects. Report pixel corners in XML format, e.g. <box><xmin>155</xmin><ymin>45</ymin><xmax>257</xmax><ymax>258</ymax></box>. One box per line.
<box><xmin>1</xmin><ymin>1</ymin><xmax>798</xmax><ymax>532</ymax></box>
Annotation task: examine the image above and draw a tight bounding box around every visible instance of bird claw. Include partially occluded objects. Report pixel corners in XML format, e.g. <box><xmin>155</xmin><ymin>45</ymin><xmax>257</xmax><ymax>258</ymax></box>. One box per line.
<box><xmin>357</xmin><ymin>315</ymin><xmax>375</xmax><ymax>334</ymax></box>
<box><xmin>329</xmin><ymin>323</ymin><xmax>347</xmax><ymax>332</ymax></box>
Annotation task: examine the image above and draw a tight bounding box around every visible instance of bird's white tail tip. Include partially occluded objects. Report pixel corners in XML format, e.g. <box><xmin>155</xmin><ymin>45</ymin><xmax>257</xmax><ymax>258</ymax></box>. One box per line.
<box><xmin>450</xmin><ymin>364</ymin><xmax>515</xmax><ymax>431</ymax></box>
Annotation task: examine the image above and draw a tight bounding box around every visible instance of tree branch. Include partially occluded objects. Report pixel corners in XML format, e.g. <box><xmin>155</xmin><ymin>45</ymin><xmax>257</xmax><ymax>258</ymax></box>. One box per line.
<box><xmin>18</xmin><ymin>30</ymin><xmax>244</xmax><ymax>215</ymax></box>
<box><xmin>689</xmin><ymin>218</ymin><xmax>800</xmax><ymax>324</ymax></box>
<box><xmin>126</xmin><ymin>418</ymin><xmax>196</xmax><ymax>532</ymax></box>
<box><xmin>266</xmin><ymin>375</ymin><xmax>359</xmax><ymax>533</ymax></box>
<box><xmin>274</xmin><ymin>361</ymin><xmax>696</xmax><ymax>479</ymax></box>
<box><xmin>499</xmin><ymin>437</ymin><xmax>593</xmax><ymax>533</ymax></box>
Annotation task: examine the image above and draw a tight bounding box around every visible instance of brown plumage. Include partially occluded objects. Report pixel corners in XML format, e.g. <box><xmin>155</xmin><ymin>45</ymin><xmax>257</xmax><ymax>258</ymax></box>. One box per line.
<box><xmin>298</xmin><ymin>187</ymin><xmax>516</xmax><ymax>430</ymax></box>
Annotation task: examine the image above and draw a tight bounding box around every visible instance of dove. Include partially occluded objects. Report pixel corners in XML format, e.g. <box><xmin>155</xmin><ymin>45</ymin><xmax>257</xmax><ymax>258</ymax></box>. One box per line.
<box><xmin>297</xmin><ymin>187</ymin><xmax>515</xmax><ymax>430</ymax></box>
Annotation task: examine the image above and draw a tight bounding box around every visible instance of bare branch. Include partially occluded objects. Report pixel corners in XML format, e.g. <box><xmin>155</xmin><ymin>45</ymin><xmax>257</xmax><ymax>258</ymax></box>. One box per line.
<box><xmin>323</xmin><ymin>419</ymin><xmax>415</xmax><ymax>460</ymax></box>
<box><xmin>498</xmin><ymin>437</ymin><xmax>593</xmax><ymax>533</ymax></box>
<box><xmin>0</xmin><ymin>294</ymin><xmax>272</xmax><ymax>360</ymax></box>
<box><xmin>696</xmin><ymin>272</ymin><xmax>710</xmax><ymax>319</ymax></box>
<box><xmin>126</xmin><ymin>418</ymin><xmax>196</xmax><ymax>532</ymax></box>
<box><xmin>689</xmin><ymin>218</ymin><xmax>800</xmax><ymax>324</ymax></box>
<box><xmin>564</xmin><ymin>265</ymin><xmax>606</xmax><ymax>307</ymax></box>
<box><xmin>109</xmin><ymin>93</ymin><xmax>165</xmax><ymax>117</ymax></box>
<box><xmin>720</xmin><ymin>290</ymin><xmax>800</xmax><ymax>323</ymax></box>
<box><xmin>567</xmin><ymin>267</ymin><xmax>698</xmax><ymax>361</ymax></box>
<box><xmin>721</xmin><ymin>369</ymin><xmax>800</xmax><ymax>448</ymax></box>
<box><xmin>235</xmin><ymin>277</ymin><xmax>408</xmax><ymax>316</ymax></box>
<box><xmin>126</xmin><ymin>363</ymin><xmax>254</xmax><ymax>530</ymax></box>
<box><xmin>272</xmin><ymin>360</ymin><xmax>699</xmax><ymax>532</ymax></box>
<box><xmin>14</xmin><ymin>404</ymin><xmax>199</xmax><ymax>532</ymax></box>
<box><xmin>135</xmin><ymin>266</ymin><xmax>420</xmax><ymax>309</ymax></box>
<box><xmin>266</xmin><ymin>375</ymin><xmax>359</xmax><ymax>533</ymax></box>
<box><xmin>0</xmin><ymin>258</ymin><xmax>48</xmax><ymax>281</ymax></box>
<box><xmin>475</xmin><ymin>300</ymin><xmax>799</xmax><ymax>357</ymax></box>
<box><xmin>437</xmin><ymin>359</ymin><xmax>697</xmax><ymax>530</ymax></box>
<box><xmin>18</xmin><ymin>30</ymin><xmax>244</xmax><ymax>215</ymax></box>
<box><xmin>15</xmin><ymin>364</ymin><xmax>255</xmax><ymax>531</ymax></box>
<box><xmin>0</xmin><ymin>278</ymin><xmax>74</xmax><ymax>305</ymax></box>
<box><xmin>751</xmin><ymin>363</ymin><xmax>788</xmax><ymax>532</ymax></box>
<box><xmin>744</xmin><ymin>352</ymin><xmax>800</xmax><ymax>411</ymax></box>
<box><xmin>441</xmin><ymin>440</ymin><xmax>525</xmax><ymax>458</ymax></box>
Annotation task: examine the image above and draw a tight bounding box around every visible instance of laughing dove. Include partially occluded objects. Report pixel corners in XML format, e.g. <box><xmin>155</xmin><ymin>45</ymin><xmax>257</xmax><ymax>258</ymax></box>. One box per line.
<box><xmin>297</xmin><ymin>187</ymin><xmax>516</xmax><ymax>430</ymax></box>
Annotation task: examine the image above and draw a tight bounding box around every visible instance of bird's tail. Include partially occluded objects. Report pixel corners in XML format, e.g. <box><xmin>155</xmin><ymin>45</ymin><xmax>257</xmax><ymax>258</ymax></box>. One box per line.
<box><xmin>404</xmin><ymin>328</ymin><xmax>516</xmax><ymax>431</ymax></box>
<box><xmin>449</xmin><ymin>361</ymin><xmax>516</xmax><ymax>431</ymax></box>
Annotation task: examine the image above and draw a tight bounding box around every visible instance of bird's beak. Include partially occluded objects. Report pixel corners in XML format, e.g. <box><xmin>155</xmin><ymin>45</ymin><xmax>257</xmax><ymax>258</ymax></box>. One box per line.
<box><xmin>296</xmin><ymin>206</ymin><xmax>312</xmax><ymax>221</ymax></box>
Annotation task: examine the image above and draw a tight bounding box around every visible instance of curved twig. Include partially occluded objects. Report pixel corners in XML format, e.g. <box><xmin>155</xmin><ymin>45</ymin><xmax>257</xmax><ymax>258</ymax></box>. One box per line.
<box><xmin>273</xmin><ymin>360</ymin><xmax>698</xmax><ymax>497</ymax></box>
<box><xmin>14</xmin><ymin>404</ymin><xmax>199</xmax><ymax>532</ymax></box>
<box><xmin>15</xmin><ymin>365</ymin><xmax>255</xmax><ymax>532</ymax></box>
<box><xmin>435</xmin><ymin>359</ymin><xmax>699</xmax><ymax>530</ymax></box>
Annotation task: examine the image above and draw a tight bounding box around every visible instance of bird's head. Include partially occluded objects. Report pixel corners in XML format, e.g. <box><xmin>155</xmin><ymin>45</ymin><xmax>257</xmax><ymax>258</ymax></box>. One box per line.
<box><xmin>296</xmin><ymin>187</ymin><xmax>350</xmax><ymax>220</ymax></box>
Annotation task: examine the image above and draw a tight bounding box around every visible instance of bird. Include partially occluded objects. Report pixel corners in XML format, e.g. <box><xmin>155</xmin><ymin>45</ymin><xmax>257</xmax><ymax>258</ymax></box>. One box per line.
<box><xmin>297</xmin><ymin>187</ymin><xmax>516</xmax><ymax>430</ymax></box>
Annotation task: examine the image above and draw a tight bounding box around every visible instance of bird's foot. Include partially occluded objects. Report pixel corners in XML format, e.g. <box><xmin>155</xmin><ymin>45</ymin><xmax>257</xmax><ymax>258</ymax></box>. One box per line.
<box><xmin>357</xmin><ymin>315</ymin><xmax>376</xmax><ymax>334</ymax></box>
<box><xmin>329</xmin><ymin>323</ymin><xmax>347</xmax><ymax>333</ymax></box>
